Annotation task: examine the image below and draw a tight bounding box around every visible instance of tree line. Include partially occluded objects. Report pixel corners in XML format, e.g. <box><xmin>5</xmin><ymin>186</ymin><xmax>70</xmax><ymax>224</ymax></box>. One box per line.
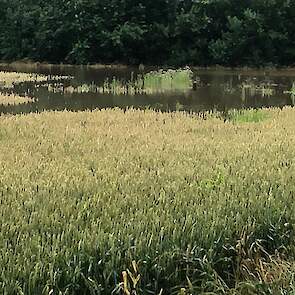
<box><xmin>0</xmin><ymin>0</ymin><xmax>294</xmax><ymax>66</ymax></box>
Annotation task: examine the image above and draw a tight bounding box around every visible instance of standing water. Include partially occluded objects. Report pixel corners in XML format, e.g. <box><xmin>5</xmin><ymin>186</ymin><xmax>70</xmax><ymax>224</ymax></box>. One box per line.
<box><xmin>0</xmin><ymin>63</ymin><xmax>295</xmax><ymax>114</ymax></box>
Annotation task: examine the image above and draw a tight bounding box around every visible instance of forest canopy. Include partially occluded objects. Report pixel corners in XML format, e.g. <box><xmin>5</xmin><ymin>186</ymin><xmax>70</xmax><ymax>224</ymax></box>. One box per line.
<box><xmin>0</xmin><ymin>0</ymin><xmax>294</xmax><ymax>66</ymax></box>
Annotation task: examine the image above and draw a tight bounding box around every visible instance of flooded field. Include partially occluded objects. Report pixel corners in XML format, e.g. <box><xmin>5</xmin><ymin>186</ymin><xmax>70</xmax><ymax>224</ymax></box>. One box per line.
<box><xmin>0</xmin><ymin>63</ymin><xmax>295</xmax><ymax>114</ymax></box>
<box><xmin>2</xmin><ymin>64</ymin><xmax>295</xmax><ymax>294</ymax></box>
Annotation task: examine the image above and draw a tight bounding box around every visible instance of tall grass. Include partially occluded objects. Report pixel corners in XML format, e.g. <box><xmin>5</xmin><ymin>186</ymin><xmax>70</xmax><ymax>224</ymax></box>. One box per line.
<box><xmin>142</xmin><ymin>68</ymin><xmax>193</xmax><ymax>92</ymax></box>
<box><xmin>225</xmin><ymin>109</ymin><xmax>269</xmax><ymax>123</ymax></box>
<box><xmin>0</xmin><ymin>107</ymin><xmax>295</xmax><ymax>294</ymax></box>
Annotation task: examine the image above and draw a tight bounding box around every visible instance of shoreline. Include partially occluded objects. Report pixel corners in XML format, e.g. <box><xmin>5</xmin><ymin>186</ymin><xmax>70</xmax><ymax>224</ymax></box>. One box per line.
<box><xmin>1</xmin><ymin>60</ymin><xmax>295</xmax><ymax>72</ymax></box>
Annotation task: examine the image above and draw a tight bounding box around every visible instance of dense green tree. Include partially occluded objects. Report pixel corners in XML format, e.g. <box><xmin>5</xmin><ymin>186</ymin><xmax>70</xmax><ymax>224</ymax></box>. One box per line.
<box><xmin>0</xmin><ymin>0</ymin><xmax>294</xmax><ymax>66</ymax></box>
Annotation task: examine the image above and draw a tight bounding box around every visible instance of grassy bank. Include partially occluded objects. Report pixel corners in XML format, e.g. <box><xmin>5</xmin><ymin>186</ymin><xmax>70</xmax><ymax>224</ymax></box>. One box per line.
<box><xmin>0</xmin><ymin>108</ymin><xmax>295</xmax><ymax>294</ymax></box>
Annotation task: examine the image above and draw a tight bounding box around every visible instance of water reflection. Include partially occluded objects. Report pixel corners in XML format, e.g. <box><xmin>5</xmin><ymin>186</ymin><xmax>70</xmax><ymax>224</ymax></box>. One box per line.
<box><xmin>0</xmin><ymin>64</ymin><xmax>295</xmax><ymax>115</ymax></box>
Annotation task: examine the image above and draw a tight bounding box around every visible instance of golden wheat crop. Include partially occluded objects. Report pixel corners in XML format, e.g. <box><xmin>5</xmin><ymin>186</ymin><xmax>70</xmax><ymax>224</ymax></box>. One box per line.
<box><xmin>0</xmin><ymin>108</ymin><xmax>295</xmax><ymax>294</ymax></box>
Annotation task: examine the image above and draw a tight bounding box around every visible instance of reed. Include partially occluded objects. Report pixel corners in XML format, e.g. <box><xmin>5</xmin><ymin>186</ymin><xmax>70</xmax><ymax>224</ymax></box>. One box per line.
<box><xmin>0</xmin><ymin>107</ymin><xmax>294</xmax><ymax>294</ymax></box>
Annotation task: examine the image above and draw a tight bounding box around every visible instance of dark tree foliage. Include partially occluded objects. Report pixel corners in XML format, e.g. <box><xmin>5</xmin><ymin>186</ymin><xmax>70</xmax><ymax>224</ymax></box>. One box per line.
<box><xmin>0</xmin><ymin>0</ymin><xmax>294</xmax><ymax>66</ymax></box>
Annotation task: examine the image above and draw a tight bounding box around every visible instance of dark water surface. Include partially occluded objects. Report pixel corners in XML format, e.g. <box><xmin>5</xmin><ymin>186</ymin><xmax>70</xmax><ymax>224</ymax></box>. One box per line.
<box><xmin>0</xmin><ymin>63</ymin><xmax>295</xmax><ymax>114</ymax></box>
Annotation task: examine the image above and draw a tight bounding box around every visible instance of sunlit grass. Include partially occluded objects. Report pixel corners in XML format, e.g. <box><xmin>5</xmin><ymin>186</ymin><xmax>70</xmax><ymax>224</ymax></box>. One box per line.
<box><xmin>226</xmin><ymin>109</ymin><xmax>269</xmax><ymax>123</ymax></box>
<box><xmin>0</xmin><ymin>107</ymin><xmax>295</xmax><ymax>294</ymax></box>
<box><xmin>142</xmin><ymin>67</ymin><xmax>193</xmax><ymax>92</ymax></box>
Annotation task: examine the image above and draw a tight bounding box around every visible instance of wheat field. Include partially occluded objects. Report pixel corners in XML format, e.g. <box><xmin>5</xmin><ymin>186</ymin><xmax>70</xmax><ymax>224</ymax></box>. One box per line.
<box><xmin>0</xmin><ymin>107</ymin><xmax>295</xmax><ymax>294</ymax></box>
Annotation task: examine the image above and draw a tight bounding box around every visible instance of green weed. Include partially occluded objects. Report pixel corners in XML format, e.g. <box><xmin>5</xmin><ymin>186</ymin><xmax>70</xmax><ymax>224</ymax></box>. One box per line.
<box><xmin>226</xmin><ymin>109</ymin><xmax>269</xmax><ymax>123</ymax></box>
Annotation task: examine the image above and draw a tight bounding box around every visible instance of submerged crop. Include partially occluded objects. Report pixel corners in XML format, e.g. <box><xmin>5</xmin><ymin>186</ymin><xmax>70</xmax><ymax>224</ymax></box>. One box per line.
<box><xmin>0</xmin><ymin>71</ymin><xmax>72</xmax><ymax>89</ymax></box>
<box><xmin>0</xmin><ymin>92</ymin><xmax>35</xmax><ymax>106</ymax></box>
<box><xmin>44</xmin><ymin>68</ymin><xmax>194</xmax><ymax>95</ymax></box>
